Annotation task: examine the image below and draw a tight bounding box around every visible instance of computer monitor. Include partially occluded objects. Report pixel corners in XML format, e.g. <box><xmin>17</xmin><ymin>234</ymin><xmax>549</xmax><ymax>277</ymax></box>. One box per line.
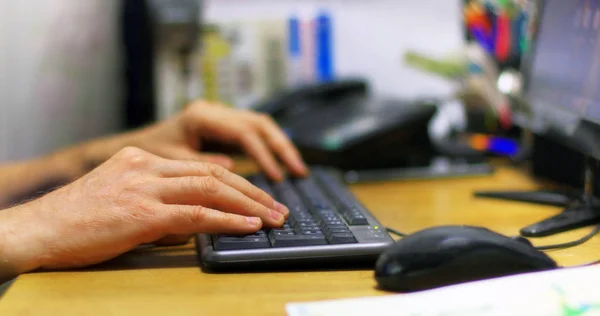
<box><xmin>480</xmin><ymin>0</ymin><xmax>600</xmax><ymax>237</ymax></box>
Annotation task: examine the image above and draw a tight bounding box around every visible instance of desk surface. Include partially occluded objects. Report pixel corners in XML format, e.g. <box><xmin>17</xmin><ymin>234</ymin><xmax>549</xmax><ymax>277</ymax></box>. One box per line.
<box><xmin>2</xmin><ymin>161</ymin><xmax>600</xmax><ymax>315</ymax></box>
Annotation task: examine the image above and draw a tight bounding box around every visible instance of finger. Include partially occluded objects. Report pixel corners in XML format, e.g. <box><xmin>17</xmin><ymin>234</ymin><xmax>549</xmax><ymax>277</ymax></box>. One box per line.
<box><xmin>180</xmin><ymin>106</ymin><xmax>283</xmax><ymax>180</ymax></box>
<box><xmin>155</xmin><ymin>161</ymin><xmax>288</xmax><ymax>216</ymax></box>
<box><xmin>159</xmin><ymin>176</ymin><xmax>286</xmax><ymax>227</ymax></box>
<box><xmin>153</xmin><ymin>234</ymin><xmax>193</xmax><ymax>246</ymax></box>
<box><xmin>167</xmin><ymin>205</ymin><xmax>262</xmax><ymax>235</ymax></box>
<box><xmin>239</xmin><ymin>132</ymin><xmax>283</xmax><ymax>182</ymax></box>
<box><xmin>254</xmin><ymin>116</ymin><xmax>308</xmax><ymax>176</ymax></box>
<box><xmin>150</xmin><ymin>145</ymin><xmax>235</xmax><ymax>170</ymax></box>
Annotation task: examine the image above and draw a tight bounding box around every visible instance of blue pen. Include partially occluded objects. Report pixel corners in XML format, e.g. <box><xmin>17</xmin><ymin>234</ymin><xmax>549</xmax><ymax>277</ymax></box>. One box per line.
<box><xmin>470</xmin><ymin>25</ymin><xmax>494</xmax><ymax>53</ymax></box>
<box><xmin>315</xmin><ymin>10</ymin><xmax>334</xmax><ymax>82</ymax></box>
<box><xmin>287</xmin><ymin>15</ymin><xmax>302</xmax><ymax>85</ymax></box>
<box><xmin>484</xmin><ymin>2</ymin><xmax>497</xmax><ymax>53</ymax></box>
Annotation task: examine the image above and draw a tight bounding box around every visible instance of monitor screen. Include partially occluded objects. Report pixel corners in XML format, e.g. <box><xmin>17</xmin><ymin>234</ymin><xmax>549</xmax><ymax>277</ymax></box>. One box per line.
<box><xmin>522</xmin><ymin>0</ymin><xmax>600</xmax><ymax>159</ymax></box>
<box><xmin>527</xmin><ymin>0</ymin><xmax>600</xmax><ymax>124</ymax></box>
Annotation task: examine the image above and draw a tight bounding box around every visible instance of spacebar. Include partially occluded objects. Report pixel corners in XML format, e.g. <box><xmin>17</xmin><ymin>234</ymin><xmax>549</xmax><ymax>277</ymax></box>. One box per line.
<box><xmin>272</xmin><ymin>235</ymin><xmax>327</xmax><ymax>247</ymax></box>
<box><xmin>214</xmin><ymin>237</ymin><xmax>271</xmax><ymax>251</ymax></box>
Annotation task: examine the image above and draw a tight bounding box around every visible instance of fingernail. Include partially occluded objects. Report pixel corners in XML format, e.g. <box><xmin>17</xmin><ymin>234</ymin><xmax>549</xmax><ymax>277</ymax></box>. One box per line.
<box><xmin>270</xmin><ymin>210</ymin><xmax>283</xmax><ymax>221</ymax></box>
<box><xmin>274</xmin><ymin>201</ymin><xmax>289</xmax><ymax>215</ymax></box>
<box><xmin>246</xmin><ymin>217</ymin><xmax>261</xmax><ymax>226</ymax></box>
<box><xmin>297</xmin><ymin>162</ymin><xmax>309</xmax><ymax>175</ymax></box>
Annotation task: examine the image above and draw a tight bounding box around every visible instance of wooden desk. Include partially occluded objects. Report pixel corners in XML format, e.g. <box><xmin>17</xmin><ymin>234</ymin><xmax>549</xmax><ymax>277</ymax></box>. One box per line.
<box><xmin>2</xmin><ymin>162</ymin><xmax>600</xmax><ymax>315</ymax></box>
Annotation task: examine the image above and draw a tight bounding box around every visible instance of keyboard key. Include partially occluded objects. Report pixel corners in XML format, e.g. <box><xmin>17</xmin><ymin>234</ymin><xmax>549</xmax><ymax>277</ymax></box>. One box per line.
<box><xmin>214</xmin><ymin>236</ymin><xmax>271</xmax><ymax>251</ymax></box>
<box><xmin>326</xmin><ymin>228</ymin><xmax>351</xmax><ymax>235</ymax></box>
<box><xmin>247</xmin><ymin>230</ymin><xmax>267</xmax><ymax>237</ymax></box>
<box><xmin>300</xmin><ymin>230</ymin><xmax>322</xmax><ymax>235</ymax></box>
<box><xmin>297</xmin><ymin>220</ymin><xmax>318</xmax><ymax>227</ymax></box>
<box><xmin>272</xmin><ymin>234</ymin><xmax>327</xmax><ymax>247</ymax></box>
<box><xmin>342</xmin><ymin>212</ymin><xmax>369</xmax><ymax>225</ymax></box>
<box><xmin>271</xmin><ymin>231</ymin><xmax>295</xmax><ymax>237</ymax></box>
<box><xmin>329</xmin><ymin>233</ymin><xmax>357</xmax><ymax>244</ymax></box>
<box><xmin>312</xmin><ymin>169</ymin><xmax>371</xmax><ymax>226</ymax></box>
<box><xmin>272</xmin><ymin>180</ymin><xmax>310</xmax><ymax>213</ymax></box>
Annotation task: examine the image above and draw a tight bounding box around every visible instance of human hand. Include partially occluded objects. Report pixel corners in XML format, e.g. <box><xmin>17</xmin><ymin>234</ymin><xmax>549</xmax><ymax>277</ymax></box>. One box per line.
<box><xmin>176</xmin><ymin>101</ymin><xmax>308</xmax><ymax>181</ymax></box>
<box><xmin>84</xmin><ymin>101</ymin><xmax>308</xmax><ymax>182</ymax></box>
<box><xmin>0</xmin><ymin>147</ymin><xmax>288</xmax><ymax>273</ymax></box>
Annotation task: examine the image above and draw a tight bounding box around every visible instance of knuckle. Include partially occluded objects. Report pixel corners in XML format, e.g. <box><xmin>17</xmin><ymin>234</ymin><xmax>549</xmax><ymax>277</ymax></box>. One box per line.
<box><xmin>186</xmin><ymin>204</ymin><xmax>208</xmax><ymax>224</ymax></box>
<box><xmin>117</xmin><ymin>146</ymin><xmax>145</xmax><ymax>158</ymax></box>
<box><xmin>207</xmin><ymin>163</ymin><xmax>227</xmax><ymax>180</ymax></box>
<box><xmin>198</xmin><ymin>176</ymin><xmax>221</xmax><ymax>196</ymax></box>
<box><xmin>117</xmin><ymin>147</ymin><xmax>152</xmax><ymax>169</ymax></box>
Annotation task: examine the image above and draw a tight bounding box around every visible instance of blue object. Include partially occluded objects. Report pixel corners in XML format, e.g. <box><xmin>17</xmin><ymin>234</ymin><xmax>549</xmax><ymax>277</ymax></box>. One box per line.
<box><xmin>315</xmin><ymin>11</ymin><xmax>334</xmax><ymax>82</ymax></box>
<box><xmin>470</xmin><ymin>25</ymin><xmax>494</xmax><ymax>53</ymax></box>
<box><xmin>288</xmin><ymin>15</ymin><xmax>301</xmax><ymax>57</ymax></box>
<box><xmin>485</xmin><ymin>3</ymin><xmax>497</xmax><ymax>53</ymax></box>
<box><xmin>488</xmin><ymin>137</ymin><xmax>520</xmax><ymax>156</ymax></box>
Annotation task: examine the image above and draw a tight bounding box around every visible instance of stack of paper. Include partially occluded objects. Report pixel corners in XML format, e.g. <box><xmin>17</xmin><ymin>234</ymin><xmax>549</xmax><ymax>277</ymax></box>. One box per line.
<box><xmin>286</xmin><ymin>265</ymin><xmax>600</xmax><ymax>316</ymax></box>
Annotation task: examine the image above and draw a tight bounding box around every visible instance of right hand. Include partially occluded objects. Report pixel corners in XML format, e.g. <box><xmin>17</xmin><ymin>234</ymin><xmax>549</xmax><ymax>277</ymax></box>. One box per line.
<box><xmin>0</xmin><ymin>147</ymin><xmax>288</xmax><ymax>274</ymax></box>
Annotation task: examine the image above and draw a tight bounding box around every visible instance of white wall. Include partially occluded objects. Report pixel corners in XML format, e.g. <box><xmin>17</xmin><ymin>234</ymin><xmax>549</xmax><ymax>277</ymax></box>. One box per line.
<box><xmin>0</xmin><ymin>0</ymin><xmax>123</xmax><ymax>162</ymax></box>
<box><xmin>203</xmin><ymin>0</ymin><xmax>464</xmax><ymax>100</ymax></box>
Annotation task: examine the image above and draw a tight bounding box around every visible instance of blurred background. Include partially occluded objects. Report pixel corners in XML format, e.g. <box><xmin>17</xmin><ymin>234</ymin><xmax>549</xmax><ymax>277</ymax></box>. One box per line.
<box><xmin>0</xmin><ymin>0</ymin><xmax>535</xmax><ymax>164</ymax></box>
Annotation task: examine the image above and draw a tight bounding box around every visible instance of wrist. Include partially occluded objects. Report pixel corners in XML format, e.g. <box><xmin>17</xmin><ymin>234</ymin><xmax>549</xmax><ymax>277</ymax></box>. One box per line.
<box><xmin>0</xmin><ymin>205</ymin><xmax>45</xmax><ymax>282</ymax></box>
<box><xmin>45</xmin><ymin>146</ymin><xmax>88</xmax><ymax>180</ymax></box>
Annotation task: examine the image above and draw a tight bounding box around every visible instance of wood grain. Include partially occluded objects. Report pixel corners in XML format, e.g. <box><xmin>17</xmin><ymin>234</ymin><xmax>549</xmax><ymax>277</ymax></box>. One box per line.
<box><xmin>2</xmin><ymin>161</ymin><xmax>598</xmax><ymax>316</ymax></box>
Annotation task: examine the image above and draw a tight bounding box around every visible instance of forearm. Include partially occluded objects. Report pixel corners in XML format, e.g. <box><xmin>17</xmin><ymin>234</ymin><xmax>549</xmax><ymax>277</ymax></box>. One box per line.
<box><xmin>0</xmin><ymin>129</ymin><xmax>146</xmax><ymax>208</ymax></box>
<box><xmin>0</xmin><ymin>148</ymin><xmax>84</xmax><ymax>207</ymax></box>
<box><xmin>0</xmin><ymin>204</ymin><xmax>44</xmax><ymax>284</ymax></box>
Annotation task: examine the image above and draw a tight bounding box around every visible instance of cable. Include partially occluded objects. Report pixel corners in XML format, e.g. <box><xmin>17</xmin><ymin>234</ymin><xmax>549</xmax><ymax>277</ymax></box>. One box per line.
<box><xmin>386</xmin><ymin>227</ymin><xmax>408</xmax><ymax>238</ymax></box>
<box><xmin>568</xmin><ymin>259</ymin><xmax>600</xmax><ymax>269</ymax></box>
<box><xmin>534</xmin><ymin>225</ymin><xmax>600</xmax><ymax>251</ymax></box>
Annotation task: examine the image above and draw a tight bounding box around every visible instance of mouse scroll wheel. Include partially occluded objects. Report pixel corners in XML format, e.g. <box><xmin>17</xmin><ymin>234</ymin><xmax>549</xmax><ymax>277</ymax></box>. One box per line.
<box><xmin>511</xmin><ymin>236</ymin><xmax>534</xmax><ymax>247</ymax></box>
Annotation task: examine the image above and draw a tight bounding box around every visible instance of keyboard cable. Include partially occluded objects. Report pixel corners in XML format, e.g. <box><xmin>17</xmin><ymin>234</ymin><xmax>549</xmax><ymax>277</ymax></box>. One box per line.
<box><xmin>385</xmin><ymin>227</ymin><xmax>408</xmax><ymax>238</ymax></box>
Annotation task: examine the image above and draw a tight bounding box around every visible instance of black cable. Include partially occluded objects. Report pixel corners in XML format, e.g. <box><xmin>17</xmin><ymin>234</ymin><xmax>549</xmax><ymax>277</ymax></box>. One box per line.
<box><xmin>534</xmin><ymin>225</ymin><xmax>600</xmax><ymax>251</ymax></box>
<box><xmin>568</xmin><ymin>259</ymin><xmax>600</xmax><ymax>269</ymax></box>
<box><xmin>386</xmin><ymin>227</ymin><xmax>408</xmax><ymax>238</ymax></box>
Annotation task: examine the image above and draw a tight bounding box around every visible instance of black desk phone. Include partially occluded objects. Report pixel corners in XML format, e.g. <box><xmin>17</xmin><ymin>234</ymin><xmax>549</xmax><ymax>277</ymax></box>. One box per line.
<box><xmin>253</xmin><ymin>78</ymin><xmax>493</xmax><ymax>182</ymax></box>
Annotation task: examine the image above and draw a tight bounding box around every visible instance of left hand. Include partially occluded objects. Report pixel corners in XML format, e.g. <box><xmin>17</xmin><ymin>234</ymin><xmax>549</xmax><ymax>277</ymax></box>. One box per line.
<box><xmin>84</xmin><ymin>101</ymin><xmax>308</xmax><ymax>182</ymax></box>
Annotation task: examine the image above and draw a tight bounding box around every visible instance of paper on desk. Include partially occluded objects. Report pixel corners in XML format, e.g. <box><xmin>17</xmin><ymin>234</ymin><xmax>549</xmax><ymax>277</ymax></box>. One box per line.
<box><xmin>286</xmin><ymin>265</ymin><xmax>600</xmax><ymax>316</ymax></box>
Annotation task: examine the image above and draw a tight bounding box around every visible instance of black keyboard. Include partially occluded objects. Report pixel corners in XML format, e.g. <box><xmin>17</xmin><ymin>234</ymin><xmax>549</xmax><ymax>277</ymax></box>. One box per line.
<box><xmin>196</xmin><ymin>167</ymin><xmax>394</xmax><ymax>270</ymax></box>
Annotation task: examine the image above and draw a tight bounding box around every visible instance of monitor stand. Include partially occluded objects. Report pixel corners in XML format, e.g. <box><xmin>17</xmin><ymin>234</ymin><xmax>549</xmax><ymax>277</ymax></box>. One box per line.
<box><xmin>473</xmin><ymin>190</ymin><xmax>576</xmax><ymax>207</ymax></box>
<box><xmin>476</xmin><ymin>157</ymin><xmax>600</xmax><ymax>237</ymax></box>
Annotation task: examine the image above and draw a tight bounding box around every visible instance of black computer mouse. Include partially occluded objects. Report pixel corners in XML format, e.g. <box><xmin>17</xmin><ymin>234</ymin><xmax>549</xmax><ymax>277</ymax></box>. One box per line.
<box><xmin>375</xmin><ymin>225</ymin><xmax>559</xmax><ymax>293</ymax></box>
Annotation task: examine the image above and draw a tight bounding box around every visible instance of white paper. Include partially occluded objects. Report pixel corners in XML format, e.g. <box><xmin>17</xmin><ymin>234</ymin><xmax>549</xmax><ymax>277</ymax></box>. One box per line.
<box><xmin>286</xmin><ymin>265</ymin><xmax>600</xmax><ymax>316</ymax></box>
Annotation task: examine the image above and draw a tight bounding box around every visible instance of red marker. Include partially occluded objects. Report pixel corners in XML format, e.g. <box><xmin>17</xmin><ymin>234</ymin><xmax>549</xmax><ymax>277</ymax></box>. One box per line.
<box><xmin>495</xmin><ymin>13</ymin><xmax>512</xmax><ymax>62</ymax></box>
